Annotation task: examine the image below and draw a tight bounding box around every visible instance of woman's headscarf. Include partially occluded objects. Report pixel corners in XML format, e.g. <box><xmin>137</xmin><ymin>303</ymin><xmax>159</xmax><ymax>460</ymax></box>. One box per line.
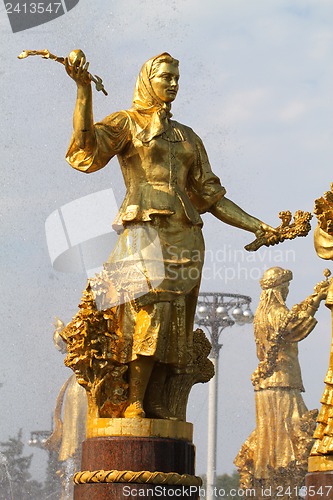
<box><xmin>131</xmin><ymin>52</ymin><xmax>179</xmax><ymax>143</ymax></box>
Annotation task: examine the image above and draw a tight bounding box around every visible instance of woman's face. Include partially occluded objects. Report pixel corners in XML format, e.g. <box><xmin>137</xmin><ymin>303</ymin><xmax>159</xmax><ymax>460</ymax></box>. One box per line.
<box><xmin>280</xmin><ymin>283</ymin><xmax>290</xmax><ymax>301</ymax></box>
<box><xmin>150</xmin><ymin>62</ymin><xmax>180</xmax><ymax>103</ymax></box>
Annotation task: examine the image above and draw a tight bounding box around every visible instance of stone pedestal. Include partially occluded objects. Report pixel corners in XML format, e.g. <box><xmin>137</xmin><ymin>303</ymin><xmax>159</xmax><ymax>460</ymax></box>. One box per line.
<box><xmin>74</xmin><ymin>418</ymin><xmax>200</xmax><ymax>500</ymax></box>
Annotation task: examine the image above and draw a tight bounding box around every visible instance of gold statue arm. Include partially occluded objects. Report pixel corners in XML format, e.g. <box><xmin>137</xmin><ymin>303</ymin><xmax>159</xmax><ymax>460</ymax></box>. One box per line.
<box><xmin>210</xmin><ymin>197</ymin><xmax>263</xmax><ymax>233</ymax></box>
<box><xmin>310</xmin><ymin>269</ymin><xmax>332</xmax><ymax>309</ymax></box>
<box><xmin>211</xmin><ymin>201</ymin><xmax>313</xmax><ymax>252</ymax></box>
<box><xmin>210</xmin><ymin>197</ymin><xmax>277</xmax><ymax>251</ymax></box>
<box><xmin>65</xmin><ymin>58</ymin><xmax>96</xmax><ymax>151</ymax></box>
<box><xmin>280</xmin><ymin>271</ymin><xmax>331</xmax><ymax>342</ymax></box>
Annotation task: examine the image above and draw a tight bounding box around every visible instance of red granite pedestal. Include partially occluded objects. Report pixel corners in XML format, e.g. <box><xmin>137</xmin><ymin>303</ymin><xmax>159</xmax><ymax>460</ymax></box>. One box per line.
<box><xmin>74</xmin><ymin>436</ymin><xmax>200</xmax><ymax>499</ymax></box>
<box><xmin>305</xmin><ymin>471</ymin><xmax>333</xmax><ymax>500</ymax></box>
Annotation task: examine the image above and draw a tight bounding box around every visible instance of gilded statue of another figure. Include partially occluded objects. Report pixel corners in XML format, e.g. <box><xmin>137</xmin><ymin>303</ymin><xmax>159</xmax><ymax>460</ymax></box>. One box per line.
<box><xmin>235</xmin><ymin>267</ymin><xmax>329</xmax><ymax>499</ymax></box>
<box><xmin>45</xmin><ymin>320</ymin><xmax>87</xmax><ymax>499</ymax></box>
<box><xmin>308</xmin><ymin>184</ymin><xmax>333</xmax><ymax>473</ymax></box>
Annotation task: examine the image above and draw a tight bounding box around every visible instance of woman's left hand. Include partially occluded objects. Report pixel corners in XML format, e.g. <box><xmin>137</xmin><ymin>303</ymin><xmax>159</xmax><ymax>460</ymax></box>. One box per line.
<box><xmin>245</xmin><ymin>222</ymin><xmax>280</xmax><ymax>252</ymax></box>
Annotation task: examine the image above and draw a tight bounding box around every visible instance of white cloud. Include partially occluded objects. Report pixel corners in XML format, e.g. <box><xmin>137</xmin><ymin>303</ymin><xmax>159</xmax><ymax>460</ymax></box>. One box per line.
<box><xmin>308</xmin><ymin>31</ymin><xmax>333</xmax><ymax>61</ymax></box>
<box><xmin>222</xmin><ymin>88</ymin><xmax>271</xmax><ymax>124</ymax></box>
<box><xmin>278</xmin><ymin>100</ymin><xmax>307</xmax><ymax>122</ymax></box>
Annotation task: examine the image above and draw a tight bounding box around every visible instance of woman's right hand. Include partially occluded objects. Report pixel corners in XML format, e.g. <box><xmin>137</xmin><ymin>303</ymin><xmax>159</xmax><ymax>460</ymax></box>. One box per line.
<box><xmin>313</xmin><ymin>278</ymin><xmax>330</xmax><ymax>301</ymax></box>
<box><xmin>65</xmin><ymin>53</ymin><xmax>91</xmax><ymax>88</ymax></box>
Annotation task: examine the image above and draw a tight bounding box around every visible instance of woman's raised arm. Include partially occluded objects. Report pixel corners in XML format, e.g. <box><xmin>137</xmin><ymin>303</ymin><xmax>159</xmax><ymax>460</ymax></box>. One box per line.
<box><xmin>64</xmin><ymin>55</ymin><xmax>95</xmax><ymax>151</ymax></box>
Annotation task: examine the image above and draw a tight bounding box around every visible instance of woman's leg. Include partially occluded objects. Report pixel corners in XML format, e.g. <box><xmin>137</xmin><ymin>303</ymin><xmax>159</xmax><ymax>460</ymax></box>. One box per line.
<box><xmin>124</xmin><ymin>355</ymin><xmax>155</xmax><ymax>418</ymax></box>
<box><xmin>144</xmin><ymin>363</ymin><xmax>177</xmax><ymax>420</ymax></box>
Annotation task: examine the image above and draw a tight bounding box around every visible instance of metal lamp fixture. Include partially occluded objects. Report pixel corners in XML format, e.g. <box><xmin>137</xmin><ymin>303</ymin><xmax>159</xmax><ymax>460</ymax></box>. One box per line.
<box><xmin>28</xmin><ymin>430</ymin><xmax>52</xmax><ymax>448</ymax></box>
<box><xmin>196</xmin><ymin>292</ymin><xmax>253</xmax><ymax>327</ymax></box>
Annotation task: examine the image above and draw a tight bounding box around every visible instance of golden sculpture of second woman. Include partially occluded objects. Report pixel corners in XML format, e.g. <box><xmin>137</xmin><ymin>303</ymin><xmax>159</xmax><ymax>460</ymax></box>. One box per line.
<box><xmin>235</xmin><ymin>267</ymin><xmax>328</xmax><ymax>498</ymax></box>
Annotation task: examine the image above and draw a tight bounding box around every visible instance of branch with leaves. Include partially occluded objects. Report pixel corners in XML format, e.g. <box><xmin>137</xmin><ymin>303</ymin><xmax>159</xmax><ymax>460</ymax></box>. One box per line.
<box><xmin>18</xmin><ymin>49</ymin><xmax>108</xmax><ymax>95</ymax></box>
<box><xmin>245</xmin><ymin>210</ymin><xmax>312</xmax><ymax>251</ymax></box>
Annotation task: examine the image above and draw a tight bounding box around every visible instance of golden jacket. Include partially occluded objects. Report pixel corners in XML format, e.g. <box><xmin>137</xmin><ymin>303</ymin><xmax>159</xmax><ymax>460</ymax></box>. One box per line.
<box><xmin>66</xmin><ymin>110</ymin><xmax>226</xmax><ymax>232</ymax></box>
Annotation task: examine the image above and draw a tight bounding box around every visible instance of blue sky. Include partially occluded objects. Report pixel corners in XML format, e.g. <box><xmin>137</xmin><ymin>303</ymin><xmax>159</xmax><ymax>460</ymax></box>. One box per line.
<box><xmin>1</xmin><ymin>0</ymin><xmax>333</xmax><ymax>482</ymax></box>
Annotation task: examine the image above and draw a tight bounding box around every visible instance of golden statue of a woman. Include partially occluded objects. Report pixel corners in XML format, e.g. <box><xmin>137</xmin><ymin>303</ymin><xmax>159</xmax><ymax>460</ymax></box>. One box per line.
<box><xmin>235</xmin><ymin>267</ymin><xmax>329</xmax><ymax>499</ymax></box>
<box><xmin>60</xmin><ymin>52</ymin><xmax>279</xmax><ymax>421</ymax></box>
<box><xmin>51</xmin><ymin>51</ymin><xmax>312</xmax><ymax>423</ymax></box>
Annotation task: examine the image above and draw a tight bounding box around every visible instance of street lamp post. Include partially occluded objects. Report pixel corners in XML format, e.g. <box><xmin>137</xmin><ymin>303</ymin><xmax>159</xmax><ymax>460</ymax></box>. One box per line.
<box><xmin>195</xmin><ymin>292</ymin><xmax>253</xmax><ymax>500</ymax></box>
